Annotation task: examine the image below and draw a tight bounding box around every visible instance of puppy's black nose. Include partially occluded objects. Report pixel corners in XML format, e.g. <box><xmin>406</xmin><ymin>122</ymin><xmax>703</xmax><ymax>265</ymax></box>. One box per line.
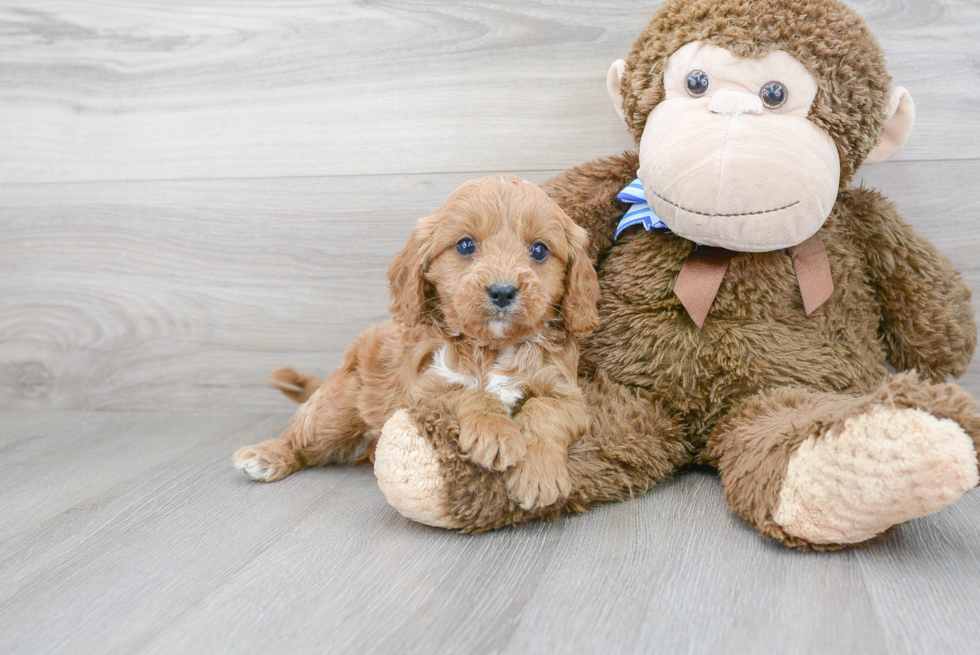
<box><xmin>488</xmin><ymin>283</ymin><xmax>518</xmax><ymax>309</ymax></box>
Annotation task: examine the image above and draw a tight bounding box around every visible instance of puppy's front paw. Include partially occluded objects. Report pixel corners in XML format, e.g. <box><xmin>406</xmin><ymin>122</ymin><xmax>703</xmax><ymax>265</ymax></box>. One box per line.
<box><xmin>233</xmin><ymin>444</ymin><xmax>295</xmax><ymax>482</ymax></box>
<box><xmin>457</xmin><ymin>413</ymin><xmax>526</xmax><ymax>471</ymax></box>
<box><xmin>505</xmin><ymin>444</ymin><xmax>571</xmax><ymax>510</ymax></box>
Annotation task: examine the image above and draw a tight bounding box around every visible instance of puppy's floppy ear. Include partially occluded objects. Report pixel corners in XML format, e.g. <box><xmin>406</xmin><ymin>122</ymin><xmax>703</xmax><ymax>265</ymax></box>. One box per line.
<box><xmin>387</xmin><ymin>218</ymin><xmax>433</xmax><ymax>327</ymax></box>
<box><xmin>560</xmin><ymin>216</ymin><xmax>600</xmax><ymax>337</ymax></box>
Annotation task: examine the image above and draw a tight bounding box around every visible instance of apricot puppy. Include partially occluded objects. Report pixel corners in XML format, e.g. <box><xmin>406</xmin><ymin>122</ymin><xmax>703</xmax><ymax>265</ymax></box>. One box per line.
<box><xmin>234</xmin><ymin>175</ymin><xmax>599</xmax><ymax>509</ymax></box>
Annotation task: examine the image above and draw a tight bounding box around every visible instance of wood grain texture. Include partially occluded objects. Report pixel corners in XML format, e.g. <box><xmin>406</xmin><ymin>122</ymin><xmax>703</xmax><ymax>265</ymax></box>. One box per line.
<box><xmin>1</xmin><ymin>411</ymin><xmax>978</xmax><ymax>654</ymax></box>
<box><xmin>0</xmin><ymin>171</ymin><xmax>557</xmax><ymax>410</ymax></box>
<box><xmin>855</xmin><ymin>160</ymin><xmax>980</xmax><ymax>394</ymax></box>
<box><xmin>0</xmin><ymin>0</ymin><xmax>978</xmax><ymax>184</ymax></box>
<box><xmin>1</xmin><ymin>160</ymin><xmax>977</xmax><ymax>411</ymax></box>
<box><xmin>855</xmin><ymin>494</ymin><xmax>980</xmax><ymax>655</ymax></box>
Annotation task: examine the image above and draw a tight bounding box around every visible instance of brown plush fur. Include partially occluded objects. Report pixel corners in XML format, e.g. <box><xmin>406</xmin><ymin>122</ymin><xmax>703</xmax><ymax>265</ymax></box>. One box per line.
<box><xmin>392</xmin><ymin>0</ymin><xmax>980</xmax><ymax>545</ymax></box>
<box><xmin>705</xmin><ymin>372</ymin><xmax>980</xmax><ymax>550</ymax></box>
<box><xmin>407</xmin><ymin>370</ymin><xmax>692</xmax><ymax>532</ymax></box>
<box><xmin>237</xmin><ymin>175</ymin><xmax>600</xmax><ymax>508</ymax></box>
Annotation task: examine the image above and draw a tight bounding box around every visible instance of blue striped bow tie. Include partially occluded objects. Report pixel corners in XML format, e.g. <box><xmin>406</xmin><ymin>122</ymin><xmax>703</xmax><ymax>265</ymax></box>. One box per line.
<box><xmin>615</xmin><ymin>178</ymin><xmax>668</xmax><ymax>240</ymax></box>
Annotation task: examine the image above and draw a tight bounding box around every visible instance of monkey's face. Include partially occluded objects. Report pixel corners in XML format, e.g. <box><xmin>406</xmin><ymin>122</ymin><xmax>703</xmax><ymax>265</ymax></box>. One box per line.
<box><xmin>636</xmin><ymin>42</ymin><xmax>841</xmax><ymax>252</ymax></box>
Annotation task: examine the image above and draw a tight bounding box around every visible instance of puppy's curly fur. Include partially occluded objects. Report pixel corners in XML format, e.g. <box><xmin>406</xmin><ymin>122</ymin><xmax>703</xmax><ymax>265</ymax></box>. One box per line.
<box><xmin>234</xmin><ymin>175</ymin><xmax>599</xmax><ymax>509</ymax></box>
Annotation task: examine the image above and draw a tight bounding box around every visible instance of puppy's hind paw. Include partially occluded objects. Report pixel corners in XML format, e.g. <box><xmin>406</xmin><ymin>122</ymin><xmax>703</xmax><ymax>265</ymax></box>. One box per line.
<box><xmin>233</xmin><ymin>445</ymin><xmax>295</xmax><ymax>482</ymax></box>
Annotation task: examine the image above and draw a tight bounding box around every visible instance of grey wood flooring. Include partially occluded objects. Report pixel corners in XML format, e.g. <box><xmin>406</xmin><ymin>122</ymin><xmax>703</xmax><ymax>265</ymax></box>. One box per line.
<box><xmin>2</xmin><ymin>0</ymin><xmax>979</xmax><ymax>410</ymax></box>
<box><xmin>1</xmin><ymin>410</ymin><xmax>979</xmax><ymax>655</ymax></box>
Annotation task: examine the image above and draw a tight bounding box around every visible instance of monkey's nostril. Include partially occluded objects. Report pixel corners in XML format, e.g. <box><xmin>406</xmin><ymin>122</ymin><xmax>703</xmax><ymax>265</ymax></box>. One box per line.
<box><xmin>708</xmin><ymin>89</ymin><xmax>764</xmax><ymax>116</ymax></box>
<box><xmin>488</xmin><ymin>283</ymin><xmax>518</xmax><ymax>309</ymax></box>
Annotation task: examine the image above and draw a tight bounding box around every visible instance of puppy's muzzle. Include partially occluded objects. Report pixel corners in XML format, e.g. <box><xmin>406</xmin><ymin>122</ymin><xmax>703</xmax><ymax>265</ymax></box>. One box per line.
<box><xmin>488</xmin><ymin>283</ymin><xmax>518</xmax><ymax>310</ymax></box>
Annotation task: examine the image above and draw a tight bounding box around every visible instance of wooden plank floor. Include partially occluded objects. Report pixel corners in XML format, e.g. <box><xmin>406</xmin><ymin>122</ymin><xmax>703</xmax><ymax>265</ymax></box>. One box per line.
<box><xmin>0</xmin><ymin>411</ymin><xmax>978</xmax><ymax>654</ymax></box>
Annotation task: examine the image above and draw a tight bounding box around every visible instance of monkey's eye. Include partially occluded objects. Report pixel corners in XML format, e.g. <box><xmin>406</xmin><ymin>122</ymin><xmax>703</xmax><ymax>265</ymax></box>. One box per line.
<box><xmin>760</xmin><ymin>81</ymin><xmax>788</xmax><ymax>109</ymax></box>
<box><xmin>686</xmin><ymin>70</ymin><xmax>709</xmax><ymax>97</ymax></box>
<box><xmin>456</xmin><ymin>237</ymin><xmax>476</xmax><ymax>256</ymax></box>
<box><xmin>530</xmin><ymin>241</ymin><xmax>549</xmax><ymax>262</ymax></box>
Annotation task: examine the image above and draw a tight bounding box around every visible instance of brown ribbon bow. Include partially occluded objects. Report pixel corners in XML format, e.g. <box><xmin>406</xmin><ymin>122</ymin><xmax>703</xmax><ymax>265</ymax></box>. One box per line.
<box><xmin>672</xmin><ymin>234</ymin><xmax>835</xmax><ymax>329</ymax></box>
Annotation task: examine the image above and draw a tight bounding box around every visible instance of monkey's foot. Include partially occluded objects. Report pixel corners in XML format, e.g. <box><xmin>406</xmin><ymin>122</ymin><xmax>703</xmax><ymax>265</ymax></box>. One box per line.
<box><xmin>773</xmin><ymin>406</ymin><xmax>979</xmax><ymax>545</ymax></box>
<box><xmin>374</xmin><ymin>410</ymin><xmax>462</xmax><ymax>529</ymax></box>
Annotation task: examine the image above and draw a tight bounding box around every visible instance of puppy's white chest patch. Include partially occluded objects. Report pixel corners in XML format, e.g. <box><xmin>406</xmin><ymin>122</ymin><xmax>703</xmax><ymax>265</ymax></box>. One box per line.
<box><xmin>430</xmin><ymin>345</ymin><xmax>480</xmax><ymax>391</ymax></box>
<box><xmin>429</xmin><ymin>345</ymin><xmax>525</xmax><ymax>415</ymax></box>
<box><xmin>484</xmin><ymin>372</ymin><xmax>524</xmax><ymax>415</ymax></box>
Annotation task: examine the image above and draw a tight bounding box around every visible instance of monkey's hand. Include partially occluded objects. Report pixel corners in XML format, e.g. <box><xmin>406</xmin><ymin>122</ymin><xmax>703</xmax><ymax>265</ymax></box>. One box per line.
<box><xmin>848</xmin><ymin>189</ymin><xmax>977</xmax><ymax>380</ymax></box>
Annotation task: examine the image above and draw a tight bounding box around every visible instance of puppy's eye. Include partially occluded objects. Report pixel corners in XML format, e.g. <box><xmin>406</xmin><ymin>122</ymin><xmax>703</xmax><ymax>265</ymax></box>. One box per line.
<box><xmin>686</xmin><ymin>70</ymin><xmax>709</xmax><ymax>98</ymax></box>
<box><xmin>455</xmin><ymin>237</ymin><xmax>476</xmax><ymax>256</ymax></box>
<box><xmin>530</xmin><ymin>241</ymin><xmax>549</xmax><ymax>262</ymax></box>
<box><xmin>760</xmin><ymin>81</ymin><xmax>787</xmax><ymax>108</ymax></box>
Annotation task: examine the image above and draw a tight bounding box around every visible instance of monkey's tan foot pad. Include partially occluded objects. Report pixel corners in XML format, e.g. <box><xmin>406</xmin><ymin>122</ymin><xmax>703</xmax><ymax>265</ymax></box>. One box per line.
<box><xmin>374</xmin><ymin>410</ymin><xmax>462</xmax><ymax>529</ymax></box>
<box><xmin>773</xmin><ymin>406</ymin><xmax>979</xmax><ymax>545</ymax></box>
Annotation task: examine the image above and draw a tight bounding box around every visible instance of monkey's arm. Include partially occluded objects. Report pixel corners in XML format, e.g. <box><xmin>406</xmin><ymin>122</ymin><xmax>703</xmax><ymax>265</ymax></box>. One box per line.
<box><xmin>844</xmin><ymin>188</ymin><xmax>977</xmax><ymax>381</ymax></box>
<box><xmin>541</xmin><ymin>151</ymin><xmax>639</xmax><ymax>263</ymax></box>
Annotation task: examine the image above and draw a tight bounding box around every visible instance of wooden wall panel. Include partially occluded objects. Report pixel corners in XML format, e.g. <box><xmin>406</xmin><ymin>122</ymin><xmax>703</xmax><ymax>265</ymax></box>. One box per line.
<box><xmin>0</xmin><ymin>1</ymin><xmax>978</xmax><ymax>409</ymax></box>
<box><xmin>0</xmin><ymin>1</ymin><xmax>978</xmax><ymax>184</ymax></box>
<box><xmin>0</xmin><ymin>161</ymin><xmax>976</xmax><ymax>410</ymax></box>
<box><xmin>0</xmin><ymin>172</ymin><xmax>552</xmax><ymax>409</ymax></box>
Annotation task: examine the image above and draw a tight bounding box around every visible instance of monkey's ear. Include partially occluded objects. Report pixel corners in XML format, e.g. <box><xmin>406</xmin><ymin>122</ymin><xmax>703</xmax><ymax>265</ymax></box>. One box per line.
<box><xmin>387</xmin><ymin>220</ymin><xmax>432</xmax><ymax>327</ymax></box>
<box><xmin>607</xmin><ymin>59</ymin><xmax>627</xmax><ymax>120</ymax></box>
<box><xmin>865</xmin><ymin>87</ymin><xmax>915</xmax><ymax>165</ymax></box>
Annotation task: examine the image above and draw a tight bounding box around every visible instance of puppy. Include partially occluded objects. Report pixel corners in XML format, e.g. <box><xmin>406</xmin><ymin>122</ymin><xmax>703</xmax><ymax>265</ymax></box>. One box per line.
<box><xmin>233</xmin><ymin>175</ymin><xmax>599</xmax><ymax>509</ymax></box>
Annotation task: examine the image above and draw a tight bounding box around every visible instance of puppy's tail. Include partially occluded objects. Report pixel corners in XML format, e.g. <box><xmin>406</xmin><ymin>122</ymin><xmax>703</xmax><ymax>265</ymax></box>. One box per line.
<box><xmin>269</xmin><ymin>366</ymin><xmax>323</xmax><ymax>404</ymax></box>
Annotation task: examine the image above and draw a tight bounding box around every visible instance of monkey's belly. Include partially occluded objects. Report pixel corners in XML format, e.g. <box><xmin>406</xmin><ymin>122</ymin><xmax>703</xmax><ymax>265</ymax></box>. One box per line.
<box><xmin>583</xmin><ymin>235</ymin><xmax>888</xmax><ymax>444</ymax></box>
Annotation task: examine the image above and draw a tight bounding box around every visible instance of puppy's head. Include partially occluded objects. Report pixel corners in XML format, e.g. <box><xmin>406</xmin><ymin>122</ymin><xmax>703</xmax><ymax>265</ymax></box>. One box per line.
<box><xmin>387</xmin><ymin>175</ymin><xmax>599</xmax><ymax>345</ymax></box>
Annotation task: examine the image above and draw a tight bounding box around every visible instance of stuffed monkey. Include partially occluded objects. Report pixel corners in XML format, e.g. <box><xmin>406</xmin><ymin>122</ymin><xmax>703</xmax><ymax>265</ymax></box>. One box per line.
<box><xmin>372</xmin><ymin>0</ymin><xmax>980</xmax><ymax>549</ymax></box>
